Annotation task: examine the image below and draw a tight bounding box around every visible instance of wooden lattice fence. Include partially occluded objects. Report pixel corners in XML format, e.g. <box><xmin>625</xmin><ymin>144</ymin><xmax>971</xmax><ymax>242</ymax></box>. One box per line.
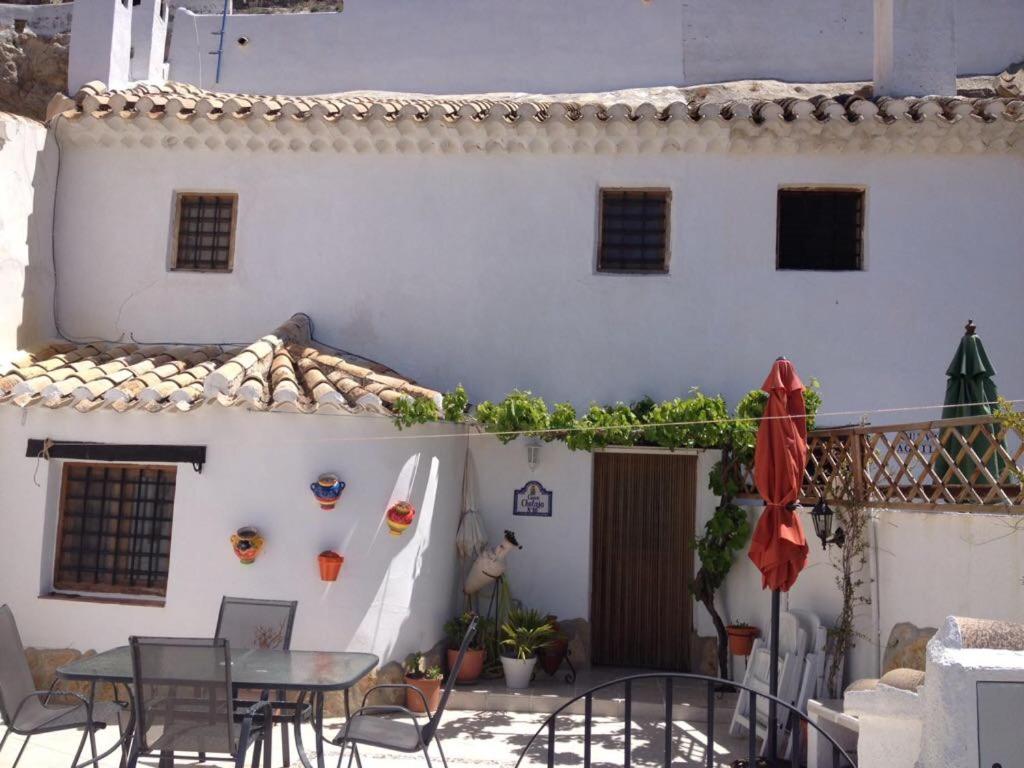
<box><xmin>735</xmin><ymin>414</ymin><xmax>1024</xmax><ymax>513</ymax></box>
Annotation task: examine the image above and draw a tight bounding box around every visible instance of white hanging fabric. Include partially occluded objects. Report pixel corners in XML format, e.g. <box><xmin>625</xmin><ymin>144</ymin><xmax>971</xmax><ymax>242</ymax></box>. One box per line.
<box><xmin>455</xmin><ymin>449</ymin><xmax>488</xmax><ymax>561</ymax></box>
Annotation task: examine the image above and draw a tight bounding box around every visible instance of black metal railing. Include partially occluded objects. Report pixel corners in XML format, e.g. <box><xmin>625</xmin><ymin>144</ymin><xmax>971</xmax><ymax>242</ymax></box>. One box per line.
<box><xmin>515</xmin><ymin>672</ymin><xmax>856</xmax><ymax>768</ymax></box>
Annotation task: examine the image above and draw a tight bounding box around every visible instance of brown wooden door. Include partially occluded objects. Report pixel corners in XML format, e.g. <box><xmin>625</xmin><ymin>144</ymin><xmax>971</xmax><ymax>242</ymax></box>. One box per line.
<box><xmin>590</xmin><ymin>452</ymin><xmax>696</xmax><ymax>670</ymax></box>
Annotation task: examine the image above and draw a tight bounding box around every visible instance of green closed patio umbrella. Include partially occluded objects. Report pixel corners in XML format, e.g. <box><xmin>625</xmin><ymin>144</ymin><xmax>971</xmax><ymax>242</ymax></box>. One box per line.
<box><xmin>935</xmin><ymin>320</ymin><xmax>1004</xmax><ymax>483</ymax></box>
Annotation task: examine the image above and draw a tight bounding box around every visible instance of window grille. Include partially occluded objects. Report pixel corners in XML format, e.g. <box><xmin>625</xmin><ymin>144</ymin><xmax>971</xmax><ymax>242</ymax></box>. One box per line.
<box><xmin>54</xmin><ymin>463</ymin><xmax>176</xmax><ymax>597</ymax></box>
<box><xmin>597</xmin><ymin>189</ymin><xmax>671</xmax><ymax>273</ymax></box>
<box><xmin>777</xmin><ymin>189</ymin><xmax>864</xmax><ymax>271</ymax></box>
<box><xmin>172</xmin><ymin>193</ymin><xmax>237</xmax><ymax>272</ymax></box>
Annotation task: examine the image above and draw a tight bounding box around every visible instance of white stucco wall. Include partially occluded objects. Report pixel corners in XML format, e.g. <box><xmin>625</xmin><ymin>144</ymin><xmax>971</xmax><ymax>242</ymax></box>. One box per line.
<box><xmin>0</xmin><ymin>114</ymin><xmax>56</xmax><ymax>352</ymax></box>
<box><xmin>164</xmin><ymin>0</ymin><xmax>1024</xmax><ymax>96</ymax></box>
<box><xmin>48</xmin><ymin>145</ymin><xmax>1024</xmax><ymax>421</ymax></box>
<box><xmin>0</xmin><ymin>406</ymin><xmax>468</xmax><ymax>664</ymax></box>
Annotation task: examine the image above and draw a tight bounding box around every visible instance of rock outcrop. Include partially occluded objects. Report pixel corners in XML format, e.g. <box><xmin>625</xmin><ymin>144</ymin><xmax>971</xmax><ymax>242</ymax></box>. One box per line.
<box><xmin>0</xmin><ymin>27</ymin><xmax>67</xmax><ymax>120</ymax></box>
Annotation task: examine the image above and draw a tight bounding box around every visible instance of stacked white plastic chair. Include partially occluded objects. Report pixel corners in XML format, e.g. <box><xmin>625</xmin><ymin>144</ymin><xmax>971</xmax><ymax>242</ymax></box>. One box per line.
<box><xmin>729</xmin><ymin>610</ymin><xmax>827</xmax><ymax>758</ymax></box>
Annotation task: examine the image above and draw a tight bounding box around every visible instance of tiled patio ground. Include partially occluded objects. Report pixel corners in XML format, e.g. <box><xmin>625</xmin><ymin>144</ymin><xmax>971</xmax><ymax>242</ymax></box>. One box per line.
<box><xmin>0</xmin><ymin>709</ymin><xmax>752</xmax><ymax>767</ymax></box>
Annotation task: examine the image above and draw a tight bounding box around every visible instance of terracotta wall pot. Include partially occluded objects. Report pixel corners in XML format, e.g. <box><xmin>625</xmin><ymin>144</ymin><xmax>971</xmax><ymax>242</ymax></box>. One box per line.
<box><xmin>404</xmin><ymin>675</ymin><xmax>442</xmax><ymax>713</ymax></box>
<box><xmin>727</xmin><ymin>626</ymin><xmax>760</xmax><ymax>656</ymax></box>
<box><xmin>317</xmin><ymin>551</ymin><xmax>344</xmax><ymax>581</ymax></box>
<box><xmin>447</xmin><ymin>647</ymin><xmax>485</xmax><ymax>683</ymax></box>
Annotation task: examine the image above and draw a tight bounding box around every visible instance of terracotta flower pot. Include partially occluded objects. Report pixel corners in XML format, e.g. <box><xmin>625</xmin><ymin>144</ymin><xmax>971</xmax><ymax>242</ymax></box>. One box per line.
<box><xmin>317</xmin><ymin>551</ymin><xmax>344</xmax><ymax>581</ymax></box>
<box><xmin>404</xmin><ymin>675</ymin><xmax>442</xmax><ymax>713</ymax></box>
<box><xmin>538</xmin><ymin>637</ymin><xmax>568</xmax><ymax>676</ymax></box>
<box><xmin>727</xmin><ymin>626</ymin><xmax>760</xmax><ymax>656</ymax></box>
<box><xmin>448</xmin><ymin>647</ymin><xmax>485</xmax><ymax>683</ymax></box>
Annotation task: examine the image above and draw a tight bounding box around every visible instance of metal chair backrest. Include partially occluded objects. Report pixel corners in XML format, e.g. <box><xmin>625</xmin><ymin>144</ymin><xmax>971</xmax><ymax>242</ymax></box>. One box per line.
<box><xmin>129</xmin><ymin>636</ymin><xmax>237</xmax><ymax>756</ymax></box>
<box><xmin>215</xmin><ymin>597</ymin><xmax>298</xmax><ymax>651</ymax></box>
<box><xmin>421</xmin><ymin>615</ymin><xmax>478</xmax><ymax>745</ymax></box>
<box><xmin>0</xmin><ymin>605</ymin><xmax>36</xmax><ymax>727</ymax></box>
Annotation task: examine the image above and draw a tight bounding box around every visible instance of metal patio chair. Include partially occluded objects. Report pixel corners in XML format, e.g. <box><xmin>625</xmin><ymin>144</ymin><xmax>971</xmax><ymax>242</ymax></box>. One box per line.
<box><xmin>127</xmin><ymin>635</ymin><xmax>271</xmax><ymax>768</ymax></box>
<box><xmin>331</xmin><ymin>615</ymin><xmax>479</xmax><ymax>768</ymax></box>
<box><xmin>0</xmin><ymin>604</ymin><xmax>126</xmax><ymax>768</ymax></box>
<box><xmin>215</xmin><ymin>596</ymin><xmax>299</xmax><ymax>765</ymax></box>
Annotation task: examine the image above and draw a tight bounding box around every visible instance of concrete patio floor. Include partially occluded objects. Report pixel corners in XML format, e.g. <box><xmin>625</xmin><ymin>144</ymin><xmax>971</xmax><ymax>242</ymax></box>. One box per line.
<box><xmin>0</xmin><ymin>709</ymin><xmax>753</xmax><ymax>767</ymax></box>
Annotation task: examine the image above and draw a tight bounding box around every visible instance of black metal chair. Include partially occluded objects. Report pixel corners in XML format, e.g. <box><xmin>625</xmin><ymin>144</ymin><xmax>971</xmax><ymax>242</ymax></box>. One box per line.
<box><xmin>215</xmin><ymin>596</ymin><xmax>299</xmax><ymax>766</ymax></box>
<box><xmin>0</xmin><ymin>604</ymin><xmax>127</xmax><ymax>768</ymax></box>
<box><xmin>332</xmin><ymin>616</ymin><xmax>479</xmax><ymax>768</ymax></box>
<box><xmin>127</xmin><ymin>636</ymin><xmax>271</xmax><ymax>768</ymax></box>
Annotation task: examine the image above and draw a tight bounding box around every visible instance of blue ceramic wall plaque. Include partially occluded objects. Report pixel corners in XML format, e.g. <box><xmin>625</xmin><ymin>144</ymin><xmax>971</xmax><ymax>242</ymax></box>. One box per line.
<box><xmin>514</xmin><ymin>480</ymin><xmax>553</xmax><ymax>517</ymax></box>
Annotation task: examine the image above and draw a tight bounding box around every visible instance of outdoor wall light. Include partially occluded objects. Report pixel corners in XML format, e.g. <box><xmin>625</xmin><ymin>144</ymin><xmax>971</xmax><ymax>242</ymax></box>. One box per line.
<box><xmin>810</xmin><ymin>497</ymin><xmax>846</xmax><ymax>550</ymax></box>
<box><xmin>526</xmin><ymin>442</ymin><xmax>541</xmax><ymax>472</ymax></box>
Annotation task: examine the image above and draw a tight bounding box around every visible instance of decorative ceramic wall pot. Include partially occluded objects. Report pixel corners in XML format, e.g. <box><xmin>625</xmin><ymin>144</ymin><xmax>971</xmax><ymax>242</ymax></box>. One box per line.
<box><xmin>311</xmin><ymin>474</ymin><xmax>345</xmax><ymax>510</ymax></box>
<box><xmin>318</xmin><ymin>550</ymin><xmax>344</xmax><ymax>581</ymax></box>
<box><xmin>385</xmin><ymin>501</ymin><xmax>416</xmax><ymax>536</ymax></box>
<box><xmin>231</xmin><ymin>527</ymin><xmax>264</xmax><ymax>565</ymax></box>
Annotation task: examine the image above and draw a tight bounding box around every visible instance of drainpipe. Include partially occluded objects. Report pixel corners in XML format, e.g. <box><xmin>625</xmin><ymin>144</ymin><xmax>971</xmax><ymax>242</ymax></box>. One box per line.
<box><xmin>868</xmin><ymin>511</ymin><xmax>883</xmax><ymax>676</ymax></box>
<box><xmin>214</xmin><ymin>0</ymin><xmax>229</xmax><ymax>84</ymax></box>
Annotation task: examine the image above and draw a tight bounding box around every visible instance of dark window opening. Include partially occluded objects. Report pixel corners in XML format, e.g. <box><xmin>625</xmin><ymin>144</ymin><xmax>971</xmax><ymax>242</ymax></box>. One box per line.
<box><xmin>777</xmin><ymin>188</ymin><xmax>864</xmax><ymax>271</ymax></box>
<box><xmin>54</xmin><ymin>463</ymin><xmax>176</xmax><ymax>597</ymax></box>
<box><xmin>597</xmin><ymin>189</ymin><xmax>670</xmax><ymax>273</ymax></box>
<box><xmin>172</xmin><ymin>193</ymin><xmax>237</xmax><ymax>272</ymax></box>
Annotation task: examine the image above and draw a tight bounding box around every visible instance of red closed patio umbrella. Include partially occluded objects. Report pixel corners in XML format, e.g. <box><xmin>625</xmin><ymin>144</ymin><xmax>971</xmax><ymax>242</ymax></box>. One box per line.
<box><xmin>747</xmin><ymin>357</ymin><xmax>810</xmax><ymax>761</ymax></box>
<box><xmin>748</xmin><ymin>358</ymin><xmax>810</xmax><ymax>590</ymax></box>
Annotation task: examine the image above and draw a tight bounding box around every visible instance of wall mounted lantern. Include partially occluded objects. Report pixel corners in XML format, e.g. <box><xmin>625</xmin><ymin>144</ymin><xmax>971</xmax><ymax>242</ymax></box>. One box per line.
<box><xmin>810</xmin><ymin>497</ymin><xmax>845</xmax><ymax>550</ymax></box>
<box><xmin>526</xmin><ymin>441</ymin><xmax>541</xmax><ymax>472</ymax></box>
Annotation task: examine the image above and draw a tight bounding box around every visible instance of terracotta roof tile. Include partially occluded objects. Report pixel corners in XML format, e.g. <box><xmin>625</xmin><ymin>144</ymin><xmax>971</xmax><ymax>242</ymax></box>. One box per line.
<box><xmin>0</xmin><ymin>314</ymin><xmax>441</xmax><ymax>417</ymax></box>
<box><xmin>54</xmin><ymin>80</ymin><xmax>1024</xmax><ymax>128</ymax></box>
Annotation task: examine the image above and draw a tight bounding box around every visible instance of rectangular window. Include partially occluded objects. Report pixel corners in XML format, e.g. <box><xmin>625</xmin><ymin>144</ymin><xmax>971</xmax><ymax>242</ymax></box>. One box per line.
<box><xmin>597</xmin><ymin>189</ymin><xmax>671</xmax><ymax>273</ymax></box>
<box><xmin>54</xmin><ymin>463</ymin><xmax>176</xmax><ymax>597</ymax></box>
<box><xmin>171</xmin><ymin>193</ymin><xmax>237</xmax><ymax>272</ymax></box>
<box><xmin>777</xmin><ymin>188</ymin><xmax>864</xmax><ymax>271</ymax></box>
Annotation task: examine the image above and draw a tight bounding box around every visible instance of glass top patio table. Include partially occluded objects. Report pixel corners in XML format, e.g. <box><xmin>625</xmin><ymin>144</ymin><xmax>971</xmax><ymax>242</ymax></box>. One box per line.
<box><xmin>57</xmin><ymin>646</ymin><xmax>379</xmax><ymax>691</ymax></box>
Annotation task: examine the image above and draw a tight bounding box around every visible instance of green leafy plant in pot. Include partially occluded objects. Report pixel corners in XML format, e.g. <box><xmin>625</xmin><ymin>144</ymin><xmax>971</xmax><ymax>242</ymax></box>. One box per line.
<box><xmin>443</xmin><ymin>611</ymin><xmax>490</xmax><ymax>684</ymax></box>
<box><xmin>500</xmin><ymin>608</ymin><xmax>555</xmax><ymax>689</ymax></box>
<box><xmin>403</xmin><ymin>652</ymin><xmax>443</xmax><ymax>713</ymax></box>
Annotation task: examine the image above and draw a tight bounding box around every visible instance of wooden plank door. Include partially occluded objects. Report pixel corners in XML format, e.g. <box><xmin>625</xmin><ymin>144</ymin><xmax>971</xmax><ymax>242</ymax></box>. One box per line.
<box><xmin>590</xmin><ymin>452</ymin><xmax>696</xmax><ymax>670</ymax></box>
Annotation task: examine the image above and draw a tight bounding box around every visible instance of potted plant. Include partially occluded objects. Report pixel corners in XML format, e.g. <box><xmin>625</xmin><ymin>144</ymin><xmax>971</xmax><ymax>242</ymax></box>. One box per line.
<box><xmin>443</xmin><ymin>612</ymin><xmax>489</xmax><ymax>683</ymax></box>
<box><xmin>403</xmin><ymin>652</ymin><xmax>443</xmax><ymax>713</ymax></box>
<box><xmin>500</xmin><ymin>607</ymin><xmax>555</xmax><ymax>689</ymax></box>
<box><xmin>537</xmin><ymin>614</ymin><xmax>569</xmax><ymax>676</ymax></box>
<box><xmin>726</xmin><ymin>621</ymin><xmax>760</xmax><ymax>656</ymax></box>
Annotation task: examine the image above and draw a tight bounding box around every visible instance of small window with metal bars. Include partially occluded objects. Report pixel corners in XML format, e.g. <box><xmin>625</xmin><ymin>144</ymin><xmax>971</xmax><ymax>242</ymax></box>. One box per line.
<box><xmin>171</xmin><ymin>193</ymin><xmax>237</xmax><ymax>272</ymax></box>
<box><xmin>597</xmin><ymin>189</ymin><xmax>671</xmax><ymax>274</ymax></box>
<box><xmin>53</xmin><ymin>463</ymin><xmax>176</xmax><ymax>598</ymax></box>
<box><xmin>776</xmin><ymin>188</ymin><xmax>865</xmax><ymax>271</ymax></box>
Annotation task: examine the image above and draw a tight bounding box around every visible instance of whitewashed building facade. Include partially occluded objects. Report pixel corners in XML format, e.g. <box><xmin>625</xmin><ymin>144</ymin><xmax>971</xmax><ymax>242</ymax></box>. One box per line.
<box><xmin>1</xmin><ymin>0</ymin><xmax>1023</xmax><ymax>683</ymax></box>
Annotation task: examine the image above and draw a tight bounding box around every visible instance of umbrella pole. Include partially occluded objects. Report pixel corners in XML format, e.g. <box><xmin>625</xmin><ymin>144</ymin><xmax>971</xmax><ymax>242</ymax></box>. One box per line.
<box><xmin>767</xmin><ymin>588</ymin><xmax>780</xmax><ymax>761</ymax></box>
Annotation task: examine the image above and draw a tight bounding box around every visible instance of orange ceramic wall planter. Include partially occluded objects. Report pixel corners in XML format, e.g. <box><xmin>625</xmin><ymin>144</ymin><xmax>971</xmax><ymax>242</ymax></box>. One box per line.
<box><xmin>318</xmin><ymin>550</ymin><xmax>344</xmax><ymax>581</ymax></box>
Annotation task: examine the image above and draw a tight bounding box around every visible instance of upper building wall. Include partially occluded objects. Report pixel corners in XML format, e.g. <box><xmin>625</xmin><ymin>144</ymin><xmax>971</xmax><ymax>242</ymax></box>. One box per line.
<box><xmin>163</xmin><ymin>0</ymin><xmax>1024</xmax><ymax>96</ymax></box>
